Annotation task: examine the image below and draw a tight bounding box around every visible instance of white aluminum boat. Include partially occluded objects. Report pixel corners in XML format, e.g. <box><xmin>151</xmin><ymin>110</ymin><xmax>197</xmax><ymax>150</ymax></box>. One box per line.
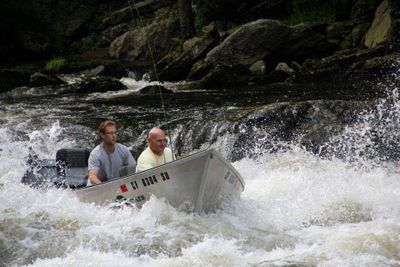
<box><xmin>22</xmin><ymin>148</ymin><xmax>245</xmax><ymax>213</ymax></box>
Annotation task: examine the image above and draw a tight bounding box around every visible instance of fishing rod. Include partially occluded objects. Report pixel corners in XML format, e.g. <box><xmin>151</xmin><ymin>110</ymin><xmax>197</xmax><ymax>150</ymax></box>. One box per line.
<box><xmin>127</xmin><ymin>0</ymin><xmax>175</xmax><ymax>156</ymax></box>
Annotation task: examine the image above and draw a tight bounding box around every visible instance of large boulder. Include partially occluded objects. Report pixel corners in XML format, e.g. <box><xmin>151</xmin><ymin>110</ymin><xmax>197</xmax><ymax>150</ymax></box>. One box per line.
<box><xmin>71</xmin><ymin>76</ymin><xmax>127</xmax><ymax>94</ymax></box>
<box><xmin>204</xmin><ymin>19</ymin><xmax>332</xmax><ymax>69</ymax></box>
<box><xmin>364</xmin><ymin>0</ymin><xmax>398</xmax><ymax>48</ymax></box>
<box><xmin>228</xmin><ymin>100</ymin><xmax>369</xmax><ymax>161</ymax></box>
<box><xmin>188</xmin><ymin>19</ymin><xmax>333</xmax><ymax>87</ymax></box>
<box><xmin>205</xmin><ymin>20</ymin><xmax>290</xmax><ymax>67</ymax></box>
<box><xmin>109</xmin><ymin>7</ymin><xmax>179</xmax><ymax>64</ymax></box>
<box><xmin>350</xmin><ymin>53</ymin><xmax>400</xmax><ymax>74</ymax></box>
<box><xmin>30</xmin><ymin>72</ymin><xmax>65</xmax><ymax>87</ymax></box>
<box><xmin>200</xmin><ymin>64</ymin><xmax>251</xmax><ymax>88</ymax></box>
<box><xmin>157</xmin><ymin>24</ymin><xmax>220</xmax><ymax>81</ymax></box>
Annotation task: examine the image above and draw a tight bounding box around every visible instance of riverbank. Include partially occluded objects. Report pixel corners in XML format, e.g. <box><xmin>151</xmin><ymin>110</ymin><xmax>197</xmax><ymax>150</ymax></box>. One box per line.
<box><xmin>1</xmin><ymin>0</ymin><xmax>399</xmax><ymax>97</ymax></box>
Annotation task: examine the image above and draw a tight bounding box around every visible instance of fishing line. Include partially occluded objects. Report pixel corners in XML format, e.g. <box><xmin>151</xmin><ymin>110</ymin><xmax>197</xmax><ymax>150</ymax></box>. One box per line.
<box><xmin>127</xmin><ymin>0</ymin><xmax>175</xmax><ymax>155</ymax></box>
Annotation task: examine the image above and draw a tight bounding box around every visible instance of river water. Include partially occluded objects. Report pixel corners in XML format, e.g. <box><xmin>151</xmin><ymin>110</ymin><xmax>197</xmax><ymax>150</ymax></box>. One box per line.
<box><xmin>0</xmin><ymin>73</ymin><xmax>400</xmax><ymax>266</ymax></box>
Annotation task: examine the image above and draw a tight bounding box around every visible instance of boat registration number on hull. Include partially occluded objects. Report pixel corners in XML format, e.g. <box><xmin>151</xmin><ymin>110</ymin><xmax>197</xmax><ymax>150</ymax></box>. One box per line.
<box><xmin>118</xmin><ymin>171</ymin><xmax>171</xmax><ymax>193</ymax></box>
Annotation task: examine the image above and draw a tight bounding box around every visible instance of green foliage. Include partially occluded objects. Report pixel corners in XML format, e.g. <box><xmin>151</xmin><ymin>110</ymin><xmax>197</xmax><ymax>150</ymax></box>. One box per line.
<box><xmin>303</xmin><ymin>57</ymin><xmax>324</xmax><ymax>69</ymax></box>
<box><xmin>45</xmin><ymin>57</ymin><xmax>65</xmax><ymax>72</ymax></box>
<box><xmin>70</xmin><ymin>41</ymin><xmax>83</xmax><ymax>53</ymax></box>
<box><xmin>283</xmin><ymin>8</ymin><xmax>335</xmax><ymax>25</ymax></box>
<box><xmin>194</xmin><ymin>15</ymin><xmax>208</xmax><ymax>34</ymax></box>
<box><xmin>88</xmin><ymin>15</ymin><xmax>103</xmax><ymax>32</ymax></box>
<box><xmin>171</xmin><ymin>36</ymin><xmax>185</xmax><ymax>49</ymax></box>
<box><xmin>283</xmin><ymin>0</ymin><xmax>335</xmax><ymax>25</ymax></box>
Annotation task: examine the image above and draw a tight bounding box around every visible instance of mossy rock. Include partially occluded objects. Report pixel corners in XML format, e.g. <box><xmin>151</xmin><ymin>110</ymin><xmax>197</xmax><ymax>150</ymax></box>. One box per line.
<box><xmin>200</xmin><ymin>64</ymin><xmax>250</xmax><ymax>89</ymax></box>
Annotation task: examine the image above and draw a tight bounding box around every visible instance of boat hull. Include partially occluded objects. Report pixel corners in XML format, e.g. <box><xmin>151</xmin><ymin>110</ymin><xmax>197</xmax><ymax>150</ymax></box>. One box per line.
<box><xmin>75</xmin><ymin>149</ymin><xmax>244</xmax><ymax>213</ymax></box>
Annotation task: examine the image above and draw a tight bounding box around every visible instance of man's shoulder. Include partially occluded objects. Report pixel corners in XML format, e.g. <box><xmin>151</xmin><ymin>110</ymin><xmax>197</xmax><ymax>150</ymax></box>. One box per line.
<box><xmin>89</xmin><ymin>145</ymin><xmax>102</xmax><ymax>156</ymax></box>
<box><xmin>164</xmin><ymin>147</ymin><xmax>175</xmax><ymax>160</ymax></box>
<box><xmin>115</xmin><ymin>143</ymin><xmax>130</xmax><ymax>151</ymax></box>
<box><xmin>115</xmin><ymin>143</ymin><xmax>133</xmax><ymax>155</ymax></box>
<box><xmin>138</xmin><ymin>147</ymin><xmax>152</xmax><ymax>159</ymax></box>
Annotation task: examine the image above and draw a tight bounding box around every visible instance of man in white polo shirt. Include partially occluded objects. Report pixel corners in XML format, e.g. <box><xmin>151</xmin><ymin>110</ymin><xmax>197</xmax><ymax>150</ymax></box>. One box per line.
<box><xmin>87</xmin><ymin>120</ymin><xmax>136</xmax><ymax>185</ymax></box>
<box><xmin>136</xmin><ymin>127</ymin><xmax>174</xmax><ymax>172</ymax></box>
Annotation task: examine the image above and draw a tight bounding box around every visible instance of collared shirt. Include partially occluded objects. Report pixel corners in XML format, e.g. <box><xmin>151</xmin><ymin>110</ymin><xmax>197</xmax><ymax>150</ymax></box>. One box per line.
<box><xmin>135</xmin><ymin>147</ymin><xmax>174</xmax><ymax>172</ymax></box>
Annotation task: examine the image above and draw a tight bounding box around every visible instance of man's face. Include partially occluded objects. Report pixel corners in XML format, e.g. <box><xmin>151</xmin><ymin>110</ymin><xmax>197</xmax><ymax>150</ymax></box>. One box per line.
<box><xmin>101</xmin><ymin>125</ymin><xmax>117</xmax><ymax>146</ymax></box>
<box><xmin>148</xmin><ymin>131</ymin><xmax>167</xmax><ymax>155</ymax></box>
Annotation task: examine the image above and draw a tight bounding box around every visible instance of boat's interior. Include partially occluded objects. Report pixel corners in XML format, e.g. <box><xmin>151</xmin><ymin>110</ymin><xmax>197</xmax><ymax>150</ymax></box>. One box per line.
<box><xmin>22</xmin><ymin>148</ymin><xmax>137</xmax><ymax>189</ymax></box>
<box><xmin>22</xmin><ymin>148</ymin><xmax>90</xmax><ymax>189</ymax></box>
<box><xmin>56</xmin><ymin>148</ymin><xmax>91</xmax><ymax>188</ymax></box>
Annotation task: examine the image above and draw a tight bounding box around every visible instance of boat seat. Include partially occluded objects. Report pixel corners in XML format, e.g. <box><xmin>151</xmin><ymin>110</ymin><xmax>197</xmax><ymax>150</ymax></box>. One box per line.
<box><xmin>56</xmin><ymin>148</ymin><xmax>91</xmax><ymax>188</ymax></box>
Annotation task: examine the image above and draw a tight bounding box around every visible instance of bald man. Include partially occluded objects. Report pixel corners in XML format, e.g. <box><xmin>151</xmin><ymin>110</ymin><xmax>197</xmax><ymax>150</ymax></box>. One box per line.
<box><xmin>135</xmin><ymin>127</ymin><xmax>174</xmax><ymax>172</ymax></box>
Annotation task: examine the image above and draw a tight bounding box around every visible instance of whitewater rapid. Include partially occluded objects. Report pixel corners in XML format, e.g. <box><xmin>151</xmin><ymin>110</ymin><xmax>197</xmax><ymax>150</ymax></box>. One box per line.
<box><xmin>1</xmin><ymin>121</ymin><xmax>399</xmax><ymax>266</ymax></box>
<box><xmin>1</xmin><ymin>78</ymin><xmax>399</xmax><ymax>266</ymax></box>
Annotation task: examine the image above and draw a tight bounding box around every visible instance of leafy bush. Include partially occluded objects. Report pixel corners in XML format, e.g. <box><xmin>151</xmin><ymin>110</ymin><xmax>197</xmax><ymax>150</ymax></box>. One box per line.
<box><xmin>194</xmin><ymin>15</ymin><xmax>208</xmax><ymax>33</ymax></box>
<box><xmin>283</xmin><ymin>8</ymin><xmax>335</xmax><ymax>25</ymax></box>
<box><xmin>45</xmin><ymin>57</ymin><xmax>65</xmax><ymax>72</ymax></box>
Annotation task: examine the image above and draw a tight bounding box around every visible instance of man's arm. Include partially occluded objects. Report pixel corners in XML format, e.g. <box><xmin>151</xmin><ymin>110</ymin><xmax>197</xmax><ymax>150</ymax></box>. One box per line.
<box><xmin>88</xmin><ymin>148</ymin><xmax>103</xmax><ymax>184</ymax></box>
<box><xmin>125</xmin><ymin>147</ymin><xmax>137</xmax><ymax>169</ymax></box>
<box><xmin>88</xmin><ymin>169</ymin><xmax>103</xmax><ymax>185</ymax></box>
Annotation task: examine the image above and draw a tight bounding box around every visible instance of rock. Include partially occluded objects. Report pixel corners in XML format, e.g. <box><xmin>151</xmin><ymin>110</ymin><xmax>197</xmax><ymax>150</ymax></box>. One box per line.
<box><xmin>30</xmin><ymin>72</ymin><xmax>65</xmax><ymax>87</ymax></box>
<box><xmin>275</xmin><ymin>62</ymin><xmax>295</xmax><ymax>74</ymax></box>
<box><xmin>280</xmin><ymin>23</ymin><xmax>335</xmax><ymax>63</ymax></box>
<box><xmin>137</xmin><ymin>85</ymin><xmax>173</xmax><ymax>94</ymax></box>
<box><xmin>187</xmin><ymin>19</ymin><xmax>334</xmax><ymax>88</ymax></box>
<box><xmin>364</xmin><ymin>0</ymin><xmax>393</xmax><ymax>48</ymax></box>
<box><xmin>101</xmin><ymin>23</ymin><xmax>131</xmax><ymax>43</ymax></box>
<box><xmin>249</xmin><ymin>60</ymin><xmax>266</xmax><ymax>76</ymax></box>
<box><xmin>79</xmin><ymin>65</ymin><xmax>105</xmax><ymax>76</ymax></box>
<box><xmin>157</xmin><ymin>24</ymin><xmax>220</xmax><ymax>81</ymax></box>
<box><xmin>205</xmin><ymin>20</ymin><xmax>289</xmax><ymax>67</ymax></box>
<box><xmin>109</xmin><ymin>8</ymin><xmax>179</xmax><ymax>64</ymax></box>
<box><xmin>73</xmin><ymin>76</ymin><xmax>127</xmax><ymax>94</ymax></box>
<box><xmin>299</xmin><ymin>44</ymin><xmax>391</xmax><ymax>77</ymax></box>
<box><xmin>200</xmin><ymin>64</ymin><xmax>251</xmax><ymax>89</ymax></box>
<box><xmin>340</xmin><ymin>23</ymin><xmax>370</xmax><ymax>49</ymax></box>
<box><xmin>326</xmin><ymin>21</ymin><xmax>356</xmax><ymax>41</ymax></box>
<box><xmin>262</xmin><ymin>63</ymin><xmax>294</xmax><ymax>84</ymax></box>
<box><xmin>350</xmin><ymin>53</ymin><xmax>400</xmax><ymax>73</ymax></box>
<box><xmin>263</xmin><ymin>70</ymin><xmax>291</xmax><ymax>84</ymax></box>
<box><xmin>187</xmin><ymin>59</ymin><xmax>213</xmax><ymax>81</ymax></box>
<box><xmin>229</xmin><ymin>100</ymin><xmax>370</xmax><ymax>160</ymax></box>
<box><xmin>291</xmin><ymin>61</ymin><xmax>303</xmax><ymax>72</ymax></box>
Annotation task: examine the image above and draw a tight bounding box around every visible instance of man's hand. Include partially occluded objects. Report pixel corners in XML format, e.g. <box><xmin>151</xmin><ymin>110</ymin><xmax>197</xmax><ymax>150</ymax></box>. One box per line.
<box><xmin>88</xmin><ymin>170</ymin><xmax>103</xmax><ymax>184</ymax></box>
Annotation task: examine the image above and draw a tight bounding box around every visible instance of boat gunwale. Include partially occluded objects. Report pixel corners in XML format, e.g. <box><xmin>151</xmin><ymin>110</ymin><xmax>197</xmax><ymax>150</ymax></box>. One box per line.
<box><xmin>75</xmin><ymin>148</ymin><xmax>244</xmax><ymax>192</ymax></box>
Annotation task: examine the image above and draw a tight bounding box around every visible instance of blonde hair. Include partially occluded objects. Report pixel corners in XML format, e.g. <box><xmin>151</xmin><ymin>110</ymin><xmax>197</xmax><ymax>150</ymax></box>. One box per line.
<box><xmin>98</xmin><ymin>120</ymin><xmax>117</xmax><ymax>138</ymax></box>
